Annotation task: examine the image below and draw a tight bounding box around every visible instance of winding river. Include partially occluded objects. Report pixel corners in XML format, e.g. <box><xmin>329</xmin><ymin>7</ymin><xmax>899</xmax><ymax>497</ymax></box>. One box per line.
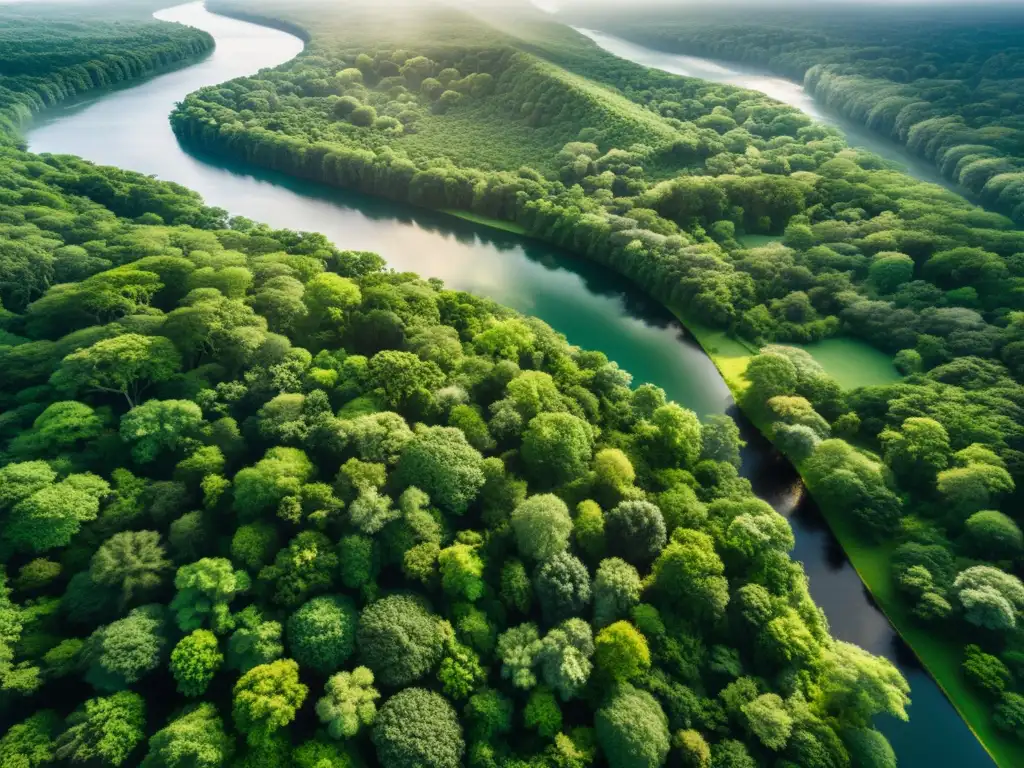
<box><xmin>24</xmin><ymin>3</ymin><xmax>991</xmax><ymax>764</ymax></box>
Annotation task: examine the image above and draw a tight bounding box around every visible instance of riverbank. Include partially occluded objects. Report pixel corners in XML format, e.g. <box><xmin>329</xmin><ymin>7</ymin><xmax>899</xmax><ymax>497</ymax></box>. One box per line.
<box><xmin>1</xmin><ymin>22</ymin><xmax>213</xmax><ymax>143</ymax></box>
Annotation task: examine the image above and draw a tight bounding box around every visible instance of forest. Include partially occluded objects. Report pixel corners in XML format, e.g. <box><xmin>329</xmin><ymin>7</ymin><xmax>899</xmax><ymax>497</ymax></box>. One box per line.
<box><xmin>0</xmin><ymin>143</ymin><xmax>907</xmax><ymax>768</ymax></box>
<box><xmin>164</xmin><ymin>0</ymin><xmax>1024</xmax><ymax>761</ymax></box>
<box><xmin>561</xmin><ymin>2</ymin><xmax>1024</xmax><ymax>226</ymax></box>
<box><xmin>0</xmin><ymin>3</ymin><xmax>914</xmax><ymax>768</ymax></box>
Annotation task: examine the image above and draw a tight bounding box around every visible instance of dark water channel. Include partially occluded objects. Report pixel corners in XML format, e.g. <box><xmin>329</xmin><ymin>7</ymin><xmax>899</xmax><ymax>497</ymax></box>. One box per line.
<box><xmin>24</xmin><ymin>3</ymin><xmax>991</xmax><ymax>764</ymax></box>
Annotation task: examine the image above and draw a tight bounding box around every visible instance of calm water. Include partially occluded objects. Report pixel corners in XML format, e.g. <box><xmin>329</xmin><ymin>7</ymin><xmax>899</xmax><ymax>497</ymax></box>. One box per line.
<box><xmin>25</xmin><ymin>3</ymin><xmax>991</xmax><ymax>764</ymax></box>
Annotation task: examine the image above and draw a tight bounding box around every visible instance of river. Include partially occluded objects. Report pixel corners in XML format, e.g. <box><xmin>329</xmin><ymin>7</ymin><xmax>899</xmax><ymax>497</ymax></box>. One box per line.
<box><xmin>24</xmin><ymin>3</ymin><xmax>991</xmax><ymax>765</ymax></box>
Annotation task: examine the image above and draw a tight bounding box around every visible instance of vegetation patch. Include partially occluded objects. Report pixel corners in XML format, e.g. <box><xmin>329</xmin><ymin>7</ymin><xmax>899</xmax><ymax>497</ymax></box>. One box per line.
<box><xmin>795</xmin><ymin>338</ymin><xmax>902</xmax><ymax>390</ymax></box>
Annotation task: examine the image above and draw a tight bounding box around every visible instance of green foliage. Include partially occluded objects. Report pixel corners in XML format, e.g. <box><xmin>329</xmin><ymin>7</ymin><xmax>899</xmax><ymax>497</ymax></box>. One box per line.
<box><xmin>537</xmin><ymin>618</ymin><xmax>594</xmax><ymax>700</ymax></box>
<box><xmin>258</xmin><ymin>530</ymin><xmax>337</xmax><ymax>608</ymax></box>
<box><xmin>594</xmin><ymin>558</ymin><xmax>641</xmax><ymax>627</ymax></box>
<box><xmin>90</xmin><ymin>530</ymin><xmax>171</xmax><ymax>607</ymax></box>
<box><xmin>700</xmin><ymin>414</ymin><xmax>743</xmax><ymax>469</ymax></box>
<box><xmin>231</xmin><ymin>523</ymin><xmax>280</xmax><ymax>572</ymax></box>
<box><xmin>964</xmin><ymin>510</ymin><xmax>1024</xmax><ymax>560</ymax></box>
<box><xmin>497</xmin><ymin>623</ymin><xmax>542</xmax><ymax>689</ymax></box>
<box><xmin>842</xmin><ymin>728</ymin><xmax>897</xmax><ymax>768</ymax></box>
<box><xmin>674</xmin><ymin>729</ymin><xmax>711</xmax><ymax>768</ymax></box>
<box><xmin>55</xmin><ymin>691</ymin><xmax>146</xmax><ymax>767</ymax></box>
<box><xmin>465</xmin><ymin>687</ymin><xmax>513</xmax><ymax>741</ymax></box>
<box><xmin>234</xmin><ymin>447</ymin><xmax>315</xmax><ymax>519</ymax></box>
<box><xmin>293</xmin><ymin>738</ymin><xmax>356</xmax><ymax>768</ymax></box>
<box><xmin>357</xmin><ymin>594</ymin><xmax>444</xmax><ymax>687</ymax></box>
<box><xmin>395</xmin><ymin>426</ymin><xmax>485</xmax><ymax>515</ymax></box>
<box><xmin>141</xmin><ymin>703</ymin><xmax>234</xmax><ymax>768</ymax></box>
<box><xmin>317</xmin><ymin>666</ymin><xmax>380</xmax><ymax>739</ymax></box>
<box><xmin>819</xmin><ymin>642</ymin><xmax>910</xmax><ymax>726</ymax></box>
<box><xmin>4</xmin><ymin>471</ymin><xmax>109</xmax><ymax>553</ymax></box>
<box><xmin>52</xmin><ymin>334</ymin><xmax>181</xmax><ymax>407</ymax></box>
<box><xmin>83</xmin><ymin>604</ymin><xmax>169</xmax><ymax>692</ymax></box>
<box><xmin>170</xmin><ymin>629</ymin><xmax>223</xmax><ymax>697</ymax></box>
<box><xmin>521</xmin><ymin>412</ymin><xmax>594</xmax><ymax>486</ymax></box>
<box><xmin>535</xmin><ymin>552</ymin><xmax>592</xmax><ymax>624</ymax></box>
<box><xmin>525</xmin><ymin>686</ymin><xmax>563</xmax><ymax>738</ymax></box>
<box><xmin>227</xmin><ymin>607</ymin><xmax>284</xmax><ymax>673</ymax></box>
<box><xmin>500</xmin><ymin>558</ymin><xmax>533</xmax><ymax>615</ymax></box>
<box><xmin>15</xmin><ymin>558</ymin><xmax>61</xmax><ymax>594</ymax></box>
<box><xmin>604</xmin><ymin>501</ymin><xmax>667</xmax><ymax>565</ymax></box>
<box><xmin>372</xmin><ymin>688</ymin><xmax>464</xmax><ymax>768</ymax></box>
<box><xmin>953</xmin><ymin>565</ymin><xmax>1024</xmax><ymax>631</ymax></box>
<box><xmin>438</xmin><ymin>638</ymin><xmax>486</xmax><ymax>699</ymax></box>
<box><xmin>741</xmin><ymin>693</ymin><xmax>792</xmax><ymax>751</ymax></box>
<box><xmin>649</xmin><ymin>529</ymin><xmax>728</xmax><ymax>622</ymax></box>
<box><xmin>171</xmin><ymin>557</ymin><xmax>250</xmax><ymax>633</ymax></box>
<box><xmin>595</xmin><ymin>684</ymin><xmax>670</xmax><ymax>768</ymax></box>
<box><xmin>0</xmin><ymin>10</ymin><xmax>925</xmax><ymax>758</ymax></box>
<box><xmin>595</xmin><ymin>621</ymin><xmax>650</xmax><ymax>683</ymax></box>
<box><xmin>0</xmin><ymin>710</ymin><xmax>60</xmax><ymax>768</ymax></box>
<box><xmin>120</xmin><ymin>399</ymin><xmax>205</xmax><ymax>464</ymax></box>
<box><xmin>232</xmin><ymin>658</ymin><xmax>308</xmax><ymax>747</ymax></box>
<box><xmin>963</xmin><ymin>644</ymin><xmax>1011</xmax><ymax>698</ymax></box>
<box><xmin>287</xmin><ymin>595</ymin><xmax>358</xmax><ymax>674</ymax></box>
<box><xmin>511</xmin><ymin>494</ymin><xmax>573</xmax><ymax>561</ymax></box>
<box><xmin>438</xmin><ymin>540</ymin><xmax>485</xmax><ymax>601</ymax></box>
<box><xmin>574</xmin><ymin>500</ymin><xmax>607</xmax><ymax>560</ymax></box>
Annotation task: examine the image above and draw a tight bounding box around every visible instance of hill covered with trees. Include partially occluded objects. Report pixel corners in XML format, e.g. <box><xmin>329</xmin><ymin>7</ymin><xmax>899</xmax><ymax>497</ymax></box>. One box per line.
<box><xmin>0</xmin><ymin>3</ymin><xmax>914</xmax><ymax>768</ymax></box>
<box><xmin>166</xmin><ymin>0</ymin><xmax>1024</xmax><ymax>761</ymax></box>
<box><xmin>562</xmin><ymin>2</ymin><xmax>1024</xmax><ymax>226</ymax></box>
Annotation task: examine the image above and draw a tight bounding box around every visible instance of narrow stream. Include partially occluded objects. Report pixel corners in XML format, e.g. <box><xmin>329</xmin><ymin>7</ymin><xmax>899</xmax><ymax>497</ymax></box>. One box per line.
<box><xmin>24</xmin><ymin>3</ymin><xmax>992</xmax><ymax>764</ymax></box>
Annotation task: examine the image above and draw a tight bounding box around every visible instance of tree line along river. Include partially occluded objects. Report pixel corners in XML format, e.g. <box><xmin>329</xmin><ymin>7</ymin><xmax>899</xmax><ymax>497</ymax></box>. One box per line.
<box><xmin>23</xmin><ymin>3</ymin><xmax>993</xmax><ymax>764</ymax></box>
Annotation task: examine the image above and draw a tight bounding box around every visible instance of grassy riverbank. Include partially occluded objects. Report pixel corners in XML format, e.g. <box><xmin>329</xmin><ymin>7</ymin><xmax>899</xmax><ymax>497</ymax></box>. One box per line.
<box><xmin>795</xmin><ymin>338</ymin><xmax>902</xmax><ymax>389</ymax></box>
